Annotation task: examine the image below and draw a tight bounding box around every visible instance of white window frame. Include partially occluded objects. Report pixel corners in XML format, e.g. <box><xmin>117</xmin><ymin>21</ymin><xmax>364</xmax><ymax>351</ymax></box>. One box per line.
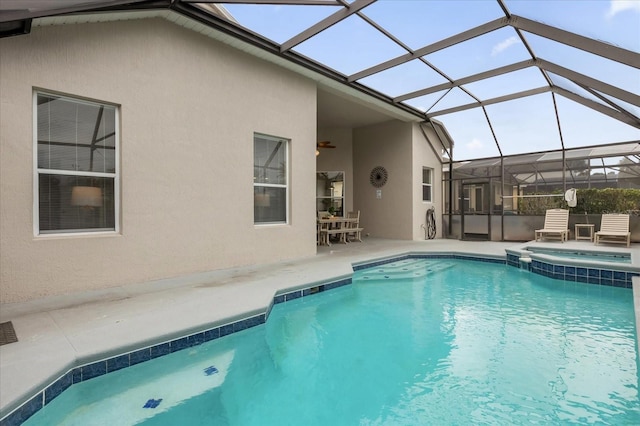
<box><xmin>33</xmin><ymin>90</ymin><xmax>120</xmax><ymax>236</ymax></box>
<box><xmin>253</xmin><ymin>133</ymin><xmax>289</xmax><ymax>225</ymax></box>
<box><xmin>422</xmin><ymin>167</ymin><xmax>433</xmax><ymax>202</ymax></box>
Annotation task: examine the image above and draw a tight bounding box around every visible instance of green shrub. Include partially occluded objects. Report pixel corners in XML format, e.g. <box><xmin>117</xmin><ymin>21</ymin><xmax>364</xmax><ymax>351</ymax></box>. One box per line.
<box><xmin>518</xmin><ymin>188</ymin><xmax>640</xmax><ymax>215</ymax></box>
<box><xmin>519</xmin><ymin>194</ymin><xmax>562</xmax><ymax>215</ymax></box>
<box><xmin>574</xmin><ymin>188</ymin><xmax>640</xmax><ymax>215</ymax></box>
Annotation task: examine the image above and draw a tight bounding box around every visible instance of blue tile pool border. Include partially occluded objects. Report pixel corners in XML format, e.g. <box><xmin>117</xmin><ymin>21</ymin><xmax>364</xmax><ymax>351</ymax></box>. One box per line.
<box><xmin>506</xmin><ymin>252</ymin><xmax>639</xmax><ymax>288</ymax></box>
<box><xmin>7</xmin><ymin>250</ymin><xmax>620</xmax><ymax>426</ymax></box>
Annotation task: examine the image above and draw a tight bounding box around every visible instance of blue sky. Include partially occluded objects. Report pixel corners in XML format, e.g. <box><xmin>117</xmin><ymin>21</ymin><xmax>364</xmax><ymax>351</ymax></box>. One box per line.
<box><xmin>223</xmin><ymin>0</ymin><xmax>640</xmax><ymax>161</ymax></box>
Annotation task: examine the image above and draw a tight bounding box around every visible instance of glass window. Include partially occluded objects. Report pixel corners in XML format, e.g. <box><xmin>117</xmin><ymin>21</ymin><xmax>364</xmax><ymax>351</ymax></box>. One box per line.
<box><xmin>422</xmin><ymin>167</ymin><xmax>433</xmax><ymax>202</ymax></box>
<box><xmin>254</xmin><ymin>134</ymin><xmax>288</xmax><ymax>224</ymax></box>
<box><xmin>316</xmin><ymin>171</ymin><xmax>344</xmax><ymax>216</ymax></box>
<box><xmin>35</xmin><ymin>92</ymin><xmax>118</xmax><ymax>234</ymax></box>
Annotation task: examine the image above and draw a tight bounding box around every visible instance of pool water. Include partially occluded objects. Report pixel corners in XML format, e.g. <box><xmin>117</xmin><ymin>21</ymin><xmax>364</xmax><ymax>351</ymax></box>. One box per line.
<box><xmin>25</xmin><ymin>259</ymin><xmax>640</xmax><ymax>425</ymax></box>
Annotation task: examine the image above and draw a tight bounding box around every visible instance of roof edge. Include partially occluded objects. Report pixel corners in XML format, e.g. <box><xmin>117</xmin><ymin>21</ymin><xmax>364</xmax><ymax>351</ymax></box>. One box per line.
<box><xmin>26</xmin><ymin>6</ymin><xmax>424</xmax><ymax>125</ymax></box>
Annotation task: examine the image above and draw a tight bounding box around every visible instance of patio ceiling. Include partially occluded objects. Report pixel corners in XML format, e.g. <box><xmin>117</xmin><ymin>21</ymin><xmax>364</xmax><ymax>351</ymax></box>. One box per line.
<box><xmin>2</xmin><ymin>0</ymin><xmax>639</xmax><ymax>162</ymax></box>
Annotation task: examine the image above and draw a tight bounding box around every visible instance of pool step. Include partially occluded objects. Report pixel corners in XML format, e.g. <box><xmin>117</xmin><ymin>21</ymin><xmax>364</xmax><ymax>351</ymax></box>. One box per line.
<box><xmin>356</xmin><ymin>259</ymin><xmax>454</xmax><ymax>281</ymax></box>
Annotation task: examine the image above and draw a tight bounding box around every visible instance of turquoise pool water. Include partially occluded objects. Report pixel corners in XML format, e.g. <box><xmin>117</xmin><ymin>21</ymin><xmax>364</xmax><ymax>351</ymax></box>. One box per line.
<box><xmin>24</xmin><ymin>259</ymin><xmax>640</xmax><ymax>425</ymax></box>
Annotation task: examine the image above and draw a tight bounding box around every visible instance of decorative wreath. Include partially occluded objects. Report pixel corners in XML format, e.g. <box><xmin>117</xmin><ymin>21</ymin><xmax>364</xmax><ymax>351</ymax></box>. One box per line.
<box><xmin>369</xmin><ymin>166</ymin><xmax>388</xmax><ymax>188</ymax></box>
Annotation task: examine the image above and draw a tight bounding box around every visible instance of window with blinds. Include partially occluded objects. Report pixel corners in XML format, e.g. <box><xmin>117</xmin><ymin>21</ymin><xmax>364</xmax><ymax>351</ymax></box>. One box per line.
<box><xmin>422</xmin><ymin>167</ymin><xmax>433</xmax><ymax>202</ymax></box>
<box><xmin>35</xmin><ymin>92</ymin><xmax>118</xmax><ymax>234</ymax></box>
<box><xmin>253</xmin><ymin>133</ymin><xmax>288</xmax><ymax>224</ymax></box>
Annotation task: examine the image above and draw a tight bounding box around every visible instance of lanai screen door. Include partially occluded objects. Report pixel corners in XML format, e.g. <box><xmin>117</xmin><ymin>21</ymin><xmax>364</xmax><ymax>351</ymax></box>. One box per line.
<box><xmin>461</xmin><ymin>182</ymin><xmax>490</xmax><ymax>240</ymax></box>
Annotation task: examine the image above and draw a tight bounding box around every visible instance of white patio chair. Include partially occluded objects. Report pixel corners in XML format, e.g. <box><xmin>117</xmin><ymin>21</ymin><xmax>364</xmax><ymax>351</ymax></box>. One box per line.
<box><xmin>595</xmin><ymin>214</ymin><xmax>630</xmax><ymax>247</ymax></box>
<box><xmin>535</xmin><ymin>209</ymin><xmax>570</xmax><ymax>242</ymax></box>
<box><xmin>346</xmin><ymin>210</ymin><xmax>364</xmax><ymax>242</ymax></box>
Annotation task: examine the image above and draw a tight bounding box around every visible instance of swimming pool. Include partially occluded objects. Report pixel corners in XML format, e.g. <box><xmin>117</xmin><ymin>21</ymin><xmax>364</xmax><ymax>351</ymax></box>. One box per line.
<box><xmin>21</xmin><ymin>258</ymin><xmax>640</xmax><ymax>425</ymax></box>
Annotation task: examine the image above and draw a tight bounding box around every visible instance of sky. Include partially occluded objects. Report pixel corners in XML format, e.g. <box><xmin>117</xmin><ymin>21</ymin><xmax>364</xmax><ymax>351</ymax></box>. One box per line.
<box><xmin>222</xmin><ymin>0</ymin><xmax>640</xmax><ymax>161</ymax></box>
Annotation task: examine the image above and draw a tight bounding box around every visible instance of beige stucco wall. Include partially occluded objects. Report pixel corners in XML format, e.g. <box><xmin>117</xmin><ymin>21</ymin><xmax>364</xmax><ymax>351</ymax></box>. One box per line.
<box><xmin>353</xmin><ymin>121</ymin><xmax>414</xmax><ymax>239</ymax></box>
<box><xmin>412</xmin><ymin>123</ymin><xmax>443</xmax><ymax>240</ymax></box>
<box><xmin>0</xmin><ymin>18</ymin><xmax>318</xmax><ymax>302</ymax></box>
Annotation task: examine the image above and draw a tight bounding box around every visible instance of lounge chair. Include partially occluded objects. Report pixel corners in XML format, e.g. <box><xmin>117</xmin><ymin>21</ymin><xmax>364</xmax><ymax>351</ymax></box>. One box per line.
<box><xmin>595</xmin><ymin>214</ymin><xmax>631</xmax><ymax>247</ymax></box>
<box><xmin>535</xmin><ymin>209</ymin><xmax>570</xmax><ymax>242</ymax></box>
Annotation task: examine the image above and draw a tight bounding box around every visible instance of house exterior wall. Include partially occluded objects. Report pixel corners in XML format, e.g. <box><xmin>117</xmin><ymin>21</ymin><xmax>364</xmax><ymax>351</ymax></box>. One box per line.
<box><xmin>353</xmin><ymin>120</ymin><xmax>414</xmax><ymax>240</ymax></box>
<box><xmin>412</xmin><ymin>123</ymin><xmax>443</xmax><ymax>240</ymax></box>
<box><xmin>0</xmin><ymin>18</ymin><xmax>318</xmax><ymax>302</ymax></box>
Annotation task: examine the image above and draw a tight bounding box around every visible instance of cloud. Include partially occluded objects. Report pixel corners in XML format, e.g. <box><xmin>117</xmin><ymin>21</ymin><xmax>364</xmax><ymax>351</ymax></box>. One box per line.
<box><xmin>466</xmin><ymin>138</ymin><xmax>483</xmax><ymax>150</ymax></box>
<box><xmin>606</xmin><ymin>0</ymin><xmax>640</xmax><ymax>18</ymax></box>
<box><xmin>491</xmin><ymin>36</ymin><xmax>520</xmax><ymax>57</ymax></box>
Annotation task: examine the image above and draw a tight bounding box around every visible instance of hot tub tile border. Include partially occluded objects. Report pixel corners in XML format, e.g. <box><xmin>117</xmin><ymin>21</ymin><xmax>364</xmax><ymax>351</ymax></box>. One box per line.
<box><xmin>509</xmin><ymin>256</ymin><xmax>638</xmax><ymax>288</ymax></box>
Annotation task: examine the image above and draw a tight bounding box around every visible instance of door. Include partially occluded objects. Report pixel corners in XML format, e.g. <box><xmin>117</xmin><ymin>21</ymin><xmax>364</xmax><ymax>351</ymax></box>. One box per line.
<box><xmin>461</xmin><ymin>182</ymin><xmax>490</xmax><ymax>240</ymax></box>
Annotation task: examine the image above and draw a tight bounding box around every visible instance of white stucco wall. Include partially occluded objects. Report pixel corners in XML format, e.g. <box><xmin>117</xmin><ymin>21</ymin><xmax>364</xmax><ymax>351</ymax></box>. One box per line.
<box><xmin>0</xmin><ymin>18</ymin><xmax>318</xmax><ymax>302</ymax></box>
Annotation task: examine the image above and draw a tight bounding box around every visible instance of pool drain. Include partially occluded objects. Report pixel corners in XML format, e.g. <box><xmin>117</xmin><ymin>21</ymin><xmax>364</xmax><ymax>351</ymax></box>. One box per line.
<box><xmin>0</xmin><ymin>321</ymin><xmax>17</xmax><ymax>346</ymax></box>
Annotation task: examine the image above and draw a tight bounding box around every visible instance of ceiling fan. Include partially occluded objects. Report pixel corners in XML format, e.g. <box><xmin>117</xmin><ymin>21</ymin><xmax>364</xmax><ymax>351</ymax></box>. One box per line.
<box><xmin>316</xmin><ymin>141</ymin><xmax>336</xmax><ymax>156</ymax></box>
<box><xmin>317</xmin><ymin>140</ymin><xmax>336</xmax><ymax>149</ymax></box>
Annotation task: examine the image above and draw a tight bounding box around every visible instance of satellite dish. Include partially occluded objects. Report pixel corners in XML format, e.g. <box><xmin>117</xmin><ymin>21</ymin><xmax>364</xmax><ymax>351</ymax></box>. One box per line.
<box><xmin>564</xmin><ymin>188</ymin><xmax>577</xmax><ymax>207</ymax></box>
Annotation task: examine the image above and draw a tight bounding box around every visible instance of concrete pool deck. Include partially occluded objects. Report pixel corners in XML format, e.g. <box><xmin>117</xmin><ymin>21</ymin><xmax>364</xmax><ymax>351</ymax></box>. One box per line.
<box><xmin>1</xmin><ymin>237</ymin><xmax>639</xmax><ymax>421</ymax></box>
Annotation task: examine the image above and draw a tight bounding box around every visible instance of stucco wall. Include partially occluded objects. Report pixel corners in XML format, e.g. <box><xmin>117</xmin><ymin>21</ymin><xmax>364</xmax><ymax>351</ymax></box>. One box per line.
<box><xmin>0</xmin><ymin>18</ymin><xmax>318</xmax><ymax>302</ymax></box>
<box><xmin>412</xmin><ymin>123</ymin><xmax>443</xmax><ymax>240</ymax></box>
<box><xmin>353</xmin><ymin>121</ymin><xmax>413</xmax><ymax>239</ymax></box>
